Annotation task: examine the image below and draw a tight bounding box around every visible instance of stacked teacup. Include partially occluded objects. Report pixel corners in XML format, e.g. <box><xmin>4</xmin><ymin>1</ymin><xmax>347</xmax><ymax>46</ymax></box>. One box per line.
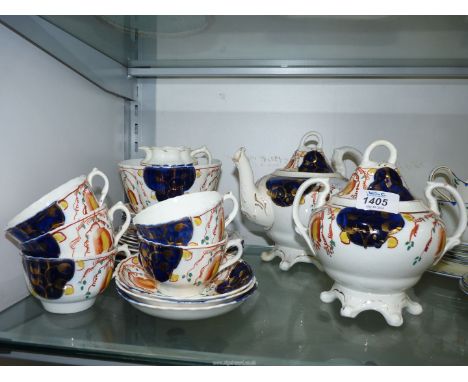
<box><xmin>115</xmin><ymin>191</ymin><xmax>258</xmax><ymax>320</ymax></box>
<box><xmin>428</xmin><ymin>166</ymin><xmax>468</xmax><ymax>279</ymax></box>
<box><xmin>5</xmin><ymin>168</ymin><xmax>132</xmax><ymax>314</ymax></box>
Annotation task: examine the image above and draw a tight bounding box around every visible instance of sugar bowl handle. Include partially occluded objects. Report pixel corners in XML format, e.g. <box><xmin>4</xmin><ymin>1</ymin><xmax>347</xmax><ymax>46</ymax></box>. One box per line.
<box><xmin>292</xmin><ymin>178</ymin><xmax>331</xmax><ymax>256</ymax></box>
<box><xmin>425</xmin><ymin>181</ymin><xmax>467</xmax><ymax>264</ymax></box>
<box><xmin>428</xmin><ymin>166</ymin><xmax>457</xmax><ymax>202</ymax></box>
<box><xmin>361</xmin><ymin>140</ymin><xmax>397</xmax><ymax>167</ymax></box>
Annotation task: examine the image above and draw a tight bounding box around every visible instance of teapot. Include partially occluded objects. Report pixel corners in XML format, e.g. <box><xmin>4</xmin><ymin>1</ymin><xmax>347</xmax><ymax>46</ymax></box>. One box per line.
<box><xmin>139</xmin><ymin>145</ymin><xmax>212</xmax><ymax>166</ymax></box>
<box><xmin>292</xmin><ymin>140</ymin><xmax>467</xmax><ymax>326</ymax></box>
<box><xmin>233</xmin><ymin>131</ymin><xmax>361</xmax><ymax>271</ymax></box>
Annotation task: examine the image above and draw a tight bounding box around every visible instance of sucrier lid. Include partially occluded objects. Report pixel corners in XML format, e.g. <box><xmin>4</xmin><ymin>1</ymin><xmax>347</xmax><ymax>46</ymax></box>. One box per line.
<box><xmin>330</xmin><ymin>140</ymin><xmax>430</xmax><ymax>213</ymax></box>
<box><xmin>272</xmin><ymin>131</ymin><xmax>341</xmax><ymax>178</ymax></box>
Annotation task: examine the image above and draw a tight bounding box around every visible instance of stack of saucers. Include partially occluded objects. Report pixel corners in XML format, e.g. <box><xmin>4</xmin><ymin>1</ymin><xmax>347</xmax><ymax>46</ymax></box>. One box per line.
<box><xmin>429</xmin><ymin>243</ymin><xmax>468</xmax><ymax>280</ymax></box>
<box><xmin>115</xmin><ymin>252</ymin><xmax>257</xmax><ymax>320</ymax></box>
<box><xmin>115</xmin><ymin>191</ymin><xmax>258</xmax><ymax>320</ymax></box>
<box><xmin>4</xmin><ymin>168</ymin><xmax>132</xmax><ymax>314</ymax></box>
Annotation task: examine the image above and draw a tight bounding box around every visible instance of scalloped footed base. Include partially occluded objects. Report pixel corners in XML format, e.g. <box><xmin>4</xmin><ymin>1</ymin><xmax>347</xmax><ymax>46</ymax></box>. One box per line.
<box><xmin>261</xmin><ymin>245</ymin><xmax>323</xmax><ymax>272</ymax></box>
<box><xmin>320</xmin><ymin>283</ymin><xmax>423</xmax><ymax>327</ymax></box>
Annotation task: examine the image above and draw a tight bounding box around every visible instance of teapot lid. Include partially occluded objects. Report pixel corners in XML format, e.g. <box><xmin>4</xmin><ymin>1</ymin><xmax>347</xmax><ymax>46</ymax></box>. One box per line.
<box><xmin>330</xmin><ymin>140</ymin><xmax>429</xmax><ymax>212</ymax></box>
<box><xmin>272</xmin><ymin>131</ymin><xmax>341</xmax><ymax>178</ymax></box>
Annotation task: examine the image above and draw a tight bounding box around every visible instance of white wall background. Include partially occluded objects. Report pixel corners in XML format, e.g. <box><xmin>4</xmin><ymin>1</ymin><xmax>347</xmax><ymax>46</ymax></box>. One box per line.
<box><xmin>0</xmin><ymin>25</ymin><xmax>125</xmax><ymax>311</ymax></box>
<box><xmin>154</xmin><ymin>78</ymin><xmax>468</xmax><ymax>245</ymax></box>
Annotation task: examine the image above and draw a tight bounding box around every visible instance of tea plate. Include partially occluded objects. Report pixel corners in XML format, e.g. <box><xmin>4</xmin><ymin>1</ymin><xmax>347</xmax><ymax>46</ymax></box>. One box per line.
<box><xmin>117</xmin><ymin>284</ymin><xmax>257</xmax><ymax>320</ymax></box>
<box><xmin>115</xmin><ymin>255</ymin><xmax>255</xmax><ymax>301</ymax></box>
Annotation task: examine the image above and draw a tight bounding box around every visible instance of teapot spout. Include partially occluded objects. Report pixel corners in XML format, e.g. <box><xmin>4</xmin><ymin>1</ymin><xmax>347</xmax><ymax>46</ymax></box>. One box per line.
<box><xmin>233</xmin><ymin>148</ymin><xmax>274</xmax><ymax>229</ymax></box>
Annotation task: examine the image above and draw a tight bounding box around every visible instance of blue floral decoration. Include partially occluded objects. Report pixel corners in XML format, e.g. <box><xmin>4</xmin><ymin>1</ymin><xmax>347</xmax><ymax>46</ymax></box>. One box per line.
<box><xmin>136</xmin><ymin>217</ymin><xmax>194</xmax><ymax>246</ymax></box>
<box><xmin>7</xmin><ymin>203</ymin><xmax>65</xmax><ymax>243</ymax></box>
<box><xmin>20</xmin><ymin>233</ymin><xmax>61</xmax><ymax>258</ymax></box>
<box><xmin>368</xmin><ymin>167</ymin><xmax>414</xmax><ymax>201</ymax></box>
<box><xmin>22</xmin><ymin>257</ymin><xmax>75</xmax><ymax>299</ymax></box>
<box><xmin>298</xmin><ymin>150</ymin><xmax>334</xmax><ymax>173</ymax></box>
<box><xmin>336</xmin><ymin>207</ymin><xmax>405</xmax><ymax>249</ymax></box>
<box><xmin>143</xmin><ymin>165</ymin><xmax>196</xmax><ymax>201</ymax></box>
<box><xmin>266</xmin><ymin>176</ymin><xmax>323</xmax><ymax>207</ymax></box>
<box><xmin>139</xmin><ymin>240</ymin><xmax>183</xmax><ymax>282</ymax></box>
<box><xmin>215</xmin><ymin>261</ymin><xmax>253</xmax><ymax>295</ymax></box>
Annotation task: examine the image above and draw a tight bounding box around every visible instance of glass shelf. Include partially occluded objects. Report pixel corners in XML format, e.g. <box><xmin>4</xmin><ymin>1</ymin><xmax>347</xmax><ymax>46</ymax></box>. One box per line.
<box><xmin>0</xmin><ymin>247</ymin><xmax>466</xmax><ymax>365</ymax></box>
<box><xmin>41</xmin><ymin>15</ymin><xmax>468</xmax><ymax>78</ymax></box>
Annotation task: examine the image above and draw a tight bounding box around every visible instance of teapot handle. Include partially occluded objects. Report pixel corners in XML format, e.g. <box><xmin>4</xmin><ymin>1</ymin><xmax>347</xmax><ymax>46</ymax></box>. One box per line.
<box><xmin>425</xmin><ymin>181</ymin><xmax>467</xmax><ymax>264</ymax></box>
<box><xmin>361</xmin><ymin>140</ymin><xmax>397</xmax><ymax>167</ymax></box>
<box><xmin>428</xmin><ymin>166</ymin><xmax>457</xmax><ymax>202</ymax></box>
<box><xmin>292</xmin><ymin>178</ymin><xmax>330</xmax><ymax>256</ymax></box>
<box><xmin>331</xmin><ymin>146</ymin><xmax>363</xmax><ymax>178</ymax></box>
<box><xmin>191</xmin><ymin>145</ymin><xmax>212</xmax><ymax>165</ymax></box>
<box><xmin>298</xmin><ymin>131</ymin><xmax>323</xmax><ymax>151</ymax></box>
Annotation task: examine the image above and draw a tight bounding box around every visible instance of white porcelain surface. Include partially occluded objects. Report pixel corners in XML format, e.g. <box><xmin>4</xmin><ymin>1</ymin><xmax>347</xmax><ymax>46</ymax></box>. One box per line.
<box><xmin>139</xmin><ymin>145</ymin><xmax>212</xmax><ymax>166</ymax></box>
<box><xmin>118</xmin><ymin>159</ymin><xmax>222</xmax><ymax>213</ymax></box>
<box><xmin>293</xmin><ymin>139</ymin><xmax>468</xmax><ymax>326</ymax></box>
<box><xmin>233</xmin><ymin>130</ymin><xmax>361</xmax><ymax>271</ymax></box>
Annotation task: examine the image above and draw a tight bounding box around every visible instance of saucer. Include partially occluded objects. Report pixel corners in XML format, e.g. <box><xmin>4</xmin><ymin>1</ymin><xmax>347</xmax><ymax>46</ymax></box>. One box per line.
<box><xmin>428</xmin><ymin>259</ymin><xmax>467</xmax><ymax>279</ymax></box>
<box><xmin>117</xmin><ymin>283</ymin><xmax>258</xmax><ymax>320</ymax></box>
<box><xmin>116</xmin><ymin>274</ymin><xmax>256</xmax><ymax>307</ymax></box>
<box><xmin>115</xmin><ymin>255</ymin><xmax>255</xmax><ymax>302</ymax></box>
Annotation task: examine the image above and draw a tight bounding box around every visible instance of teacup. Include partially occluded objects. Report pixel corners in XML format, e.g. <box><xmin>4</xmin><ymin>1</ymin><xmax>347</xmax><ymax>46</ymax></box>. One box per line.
<box><xmin>138</xmin><ymin>235</ymin><xmax>243</xmax><ymax>297</ymax></box>
<box><xmin>6</xmin><ymin>168</ymin><xmax>109</xmax><ymax>243</ymax></box>
<box><xmin>140</xmin><ymin>145</ymin><xmax>212</xmax><ymax>166</ymax></box>
<box><xmin>133</xmin><ymin>191</ymin><xmax>239</xmax><ymax>246</ymax></box>
<box><xmin>118</xmin><ymin>159</ymin><xmax>222</xmax><ymax>213</ymax></box>
<box><xmin>19</xmin><ymin>202</ymin><xmax>131</xmax><ymax>259</ymax></box>
<box><xmin>429</xmin><ymin>166</ymin><xmax>468</xmax><ymax>202</ymax></box>
<box><xmin>22</xmin><ymin>244</ymin><xmax>131</xmax><ymax>314</ymax></box>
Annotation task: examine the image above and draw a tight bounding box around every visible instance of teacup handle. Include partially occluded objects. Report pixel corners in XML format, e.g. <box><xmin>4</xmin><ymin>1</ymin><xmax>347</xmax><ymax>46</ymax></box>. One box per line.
<box><xmin>425</xmin><ymin>181</ymin><xmax>467</xmax><ymax>264</ymax></box>
<box><xmin>107</xmin><ymin>202</ymin><xmax>131</xmax><ymax>245</ymax></box>
<box><xmin>292</xmin><ymin>178</ymin><xmax>331</xmax><ymax>256</ymax></box>
<box><xmin>112</xmin><ymin>244</ymin><xmax>131</xmax><ymax>279</ymax></box>
<box><xmin>298</xmin><ymin>131</ymin><xmax>322</xmax><ymax>151</ymax></box>
<box><xmin>223</xmin><ymin>192</ymin><xmax>239</xmax><ymax>227</ymax></box>
<box><xmin>87</xmin><ymin>168</ymin><xmax>109</xmax><ymax>206</ymax></box>
<box><xmin>218</xmin><ymin>238</ymin><xmax>243</xmax><ymax>273</ymax></box>
<box><xmin>331</xmin><ymin>146</ymin><xmax>363</xmax><ymax>179</ymax></box>
<box><xmin>428</xmin><ymin>166</ymin><xmax>457</xmax><ymax>202</ymax></box>
<box><xmin>191</xmin><ymin>145</ymin><xmax>212</xmax><ymax>165</ymax></box>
